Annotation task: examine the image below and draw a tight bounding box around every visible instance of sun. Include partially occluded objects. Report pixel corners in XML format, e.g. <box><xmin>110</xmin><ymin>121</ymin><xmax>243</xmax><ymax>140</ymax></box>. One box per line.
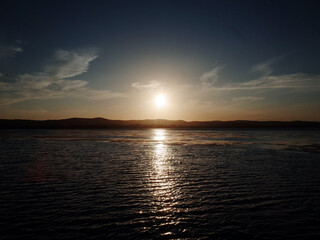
<box><xmin>155</xmin><ymin>94</ymin><xmax>166</xmax><ymax>108</ymax></box>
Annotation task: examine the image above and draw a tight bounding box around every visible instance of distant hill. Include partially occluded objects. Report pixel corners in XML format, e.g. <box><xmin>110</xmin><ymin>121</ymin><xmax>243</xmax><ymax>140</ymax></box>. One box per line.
<box><xmin>0</xmin><ymin>118</ymin><xmax>320</xmax><ymax>129</ymax></box>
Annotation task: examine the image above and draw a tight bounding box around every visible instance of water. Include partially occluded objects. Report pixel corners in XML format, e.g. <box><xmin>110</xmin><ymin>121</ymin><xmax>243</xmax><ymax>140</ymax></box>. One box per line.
<box><xmin>1</xmin><ymin>129</ymin><xmax>320</xmax><ymax>239</ymax></box>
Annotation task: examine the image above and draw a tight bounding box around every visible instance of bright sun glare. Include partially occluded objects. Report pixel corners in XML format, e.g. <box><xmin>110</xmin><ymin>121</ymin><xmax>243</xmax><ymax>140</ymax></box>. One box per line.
<box><xmin>155</xmin><ymin>94</ymin><xmax>166</xmax><ymax>108</ymax></box>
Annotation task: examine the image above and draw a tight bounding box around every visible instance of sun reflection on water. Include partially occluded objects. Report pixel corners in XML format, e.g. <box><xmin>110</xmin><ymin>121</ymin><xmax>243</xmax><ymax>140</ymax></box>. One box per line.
<box><xmin>153</xmin><ymin>143</ymin><xmax>167</xmax><ymax>174</ymax></box>
<box><xmin>153</xmin><ymin>129</ymin><xmax>166</xmax><ymax>142</ymax></box>
<box><xmin>147</xmin><ymin>129</ymin><xmax>182</xmax><ymax>235</ymax></box>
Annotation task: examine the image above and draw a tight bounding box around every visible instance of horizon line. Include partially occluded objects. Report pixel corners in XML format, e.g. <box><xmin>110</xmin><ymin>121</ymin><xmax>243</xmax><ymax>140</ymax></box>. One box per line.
<box><xmin>1</xmin><ymin>117</ymin><xmax>319</xmax><ymax>123</ymax></box>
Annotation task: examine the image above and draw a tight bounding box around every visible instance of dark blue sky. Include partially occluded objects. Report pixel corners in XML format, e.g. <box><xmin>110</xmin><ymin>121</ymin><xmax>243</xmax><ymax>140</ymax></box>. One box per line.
<box><xmin>1</xmin><ymin>0</ymin><xmax>320</xmax><ymax>120</ymax></box>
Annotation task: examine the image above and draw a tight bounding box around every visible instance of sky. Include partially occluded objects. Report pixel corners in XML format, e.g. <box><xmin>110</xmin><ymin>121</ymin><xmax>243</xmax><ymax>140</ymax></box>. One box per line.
<box><xmin>1</xmin><ymin>0</ymin><xmax>320</xmax><ymax>121</ymax></box>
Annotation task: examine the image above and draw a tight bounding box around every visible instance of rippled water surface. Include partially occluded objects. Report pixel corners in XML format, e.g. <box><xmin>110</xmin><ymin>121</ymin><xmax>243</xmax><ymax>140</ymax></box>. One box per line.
<box><xmin>1</xmin><ymin>129</ymin><xmax>320</xmax><ymax>239</ymax></box>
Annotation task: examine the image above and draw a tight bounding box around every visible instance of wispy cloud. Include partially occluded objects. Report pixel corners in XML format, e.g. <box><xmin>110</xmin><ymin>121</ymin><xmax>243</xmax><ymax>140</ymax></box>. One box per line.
<box><xmin>0</xmin><ymin>43</ymin><xmax>23</xmax><ymax>58</ymax></box>
<box><xmin>200</xmin><ymin>66</ymin><xmax>223</xmax><ymax>88</ymax></box>
<box><xmin>0</xmin><ymin>49</ymin><xmax>125</xmax><ymax>105</ymax></box>
<box><xmin>131</xmin><ymin>80</ymin><xmax>161</xmax><ymax>89</ymax></box>
<box><xmin>251</xmin><ymin>56</ymin><xmax>283</xmax><ymax>77</ymax></box>
<box><xmin>239</xmin><ymin>73</ymin><xmax>320</xmax><ymax>89</ymax></box>
<box><xmin>45</xmin><ymin>49</ymin><xmax>98</xmax><ymax>79</ymax></box>
<box><xmin>201</xmin><ymin>61</ymin><xmax>320</xmax><ymax>91</ymax></box>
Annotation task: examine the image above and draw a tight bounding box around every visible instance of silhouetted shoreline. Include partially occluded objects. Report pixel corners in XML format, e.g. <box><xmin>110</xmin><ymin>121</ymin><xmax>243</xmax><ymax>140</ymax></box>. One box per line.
<box><xmin>1</xmin><ymin>118</ymin><xmax>320</xmax><ymax>129</ymax></box>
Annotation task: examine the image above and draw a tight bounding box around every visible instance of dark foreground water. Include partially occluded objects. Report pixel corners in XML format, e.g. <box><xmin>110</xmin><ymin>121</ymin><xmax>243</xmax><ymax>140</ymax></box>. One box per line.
<box><xmin>1</xmin><ymin>129</ymin><xmax>320</xmax><ymax>239</ymax></box>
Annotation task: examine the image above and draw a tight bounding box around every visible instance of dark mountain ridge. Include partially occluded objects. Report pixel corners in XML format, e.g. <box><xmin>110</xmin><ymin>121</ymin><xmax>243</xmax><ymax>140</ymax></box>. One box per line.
<box><xmin>1</xmin><ymin>118</ymin><xmax>319</xmax><ymax>129</ymax></box>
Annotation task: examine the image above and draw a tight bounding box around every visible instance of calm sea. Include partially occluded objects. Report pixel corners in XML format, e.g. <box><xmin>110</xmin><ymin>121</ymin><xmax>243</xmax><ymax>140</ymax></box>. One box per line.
<box><xmin>1</xmin><ymin>129</ymin><xmax>320</xmax><ymax>239</ymax></box>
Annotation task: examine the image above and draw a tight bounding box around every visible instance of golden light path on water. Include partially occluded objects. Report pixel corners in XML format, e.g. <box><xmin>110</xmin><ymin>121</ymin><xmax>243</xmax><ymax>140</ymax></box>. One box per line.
<box><xmin>147</xmin><ymin>129</ymin><xmax>183</xmax><ymax>236</ymax></box>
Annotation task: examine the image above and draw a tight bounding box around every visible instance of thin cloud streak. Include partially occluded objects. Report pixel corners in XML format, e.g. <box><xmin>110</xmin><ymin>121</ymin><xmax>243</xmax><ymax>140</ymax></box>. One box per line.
<box><xmin>220</xmin><ymin>73</ymin><xmax>320</xmax><ymax>90</ymax></box>
<box><xmin>240</xmin><ymin>73</ymin><xmax>320</xmax><ymax>89</ymax></box>
<box><xmin>131</xmin><ymin>80</ymin><xmax>161</xmax><ymax>90</ymax></box>
<box><xmin>201</xmin><ymin>65</ymin><xmax>320</xmax><ymax>91</ymax></box>
<box><xmin>232</xmin><ymin>96</ymin><xmax>264</xmax><ymax>102</ymax></box>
